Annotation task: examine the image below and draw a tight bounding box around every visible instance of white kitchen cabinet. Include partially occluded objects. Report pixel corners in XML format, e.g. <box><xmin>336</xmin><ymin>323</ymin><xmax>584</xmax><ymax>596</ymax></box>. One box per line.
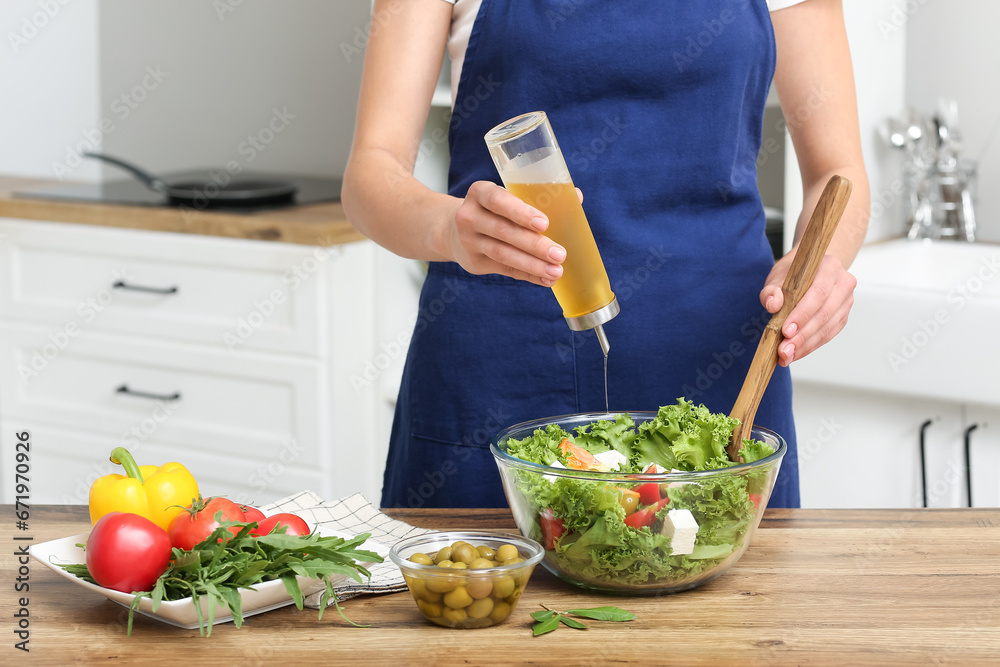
<box><xmin>0</xmin><ymin>218</ymin><xmax>387</xmax><ymax>505</ymax></box>
<box><xmin>794</xmin><ymin>382</ymin><xmax>966</xmax><ymax>508</ymax></box>
<box><xmin>793</xmin><ymin>239</ymin><xmax>1000</xmax><ymax>509</ymax></box>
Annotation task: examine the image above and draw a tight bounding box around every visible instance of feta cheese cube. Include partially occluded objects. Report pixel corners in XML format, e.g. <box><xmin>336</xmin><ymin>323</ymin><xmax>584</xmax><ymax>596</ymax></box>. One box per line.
<box><xmin>593</xmin><ymin>449</ymin><xmax>628</xmax><ymax>471</ymax></box>
<box><xmin>662</xmin><ymin>509</ymin><xmax>699</xmax><ymax>555</ymax></box>
<box><xmin>543</xmin><ymin>460</ymin><xmax>567</xmax><ymax>483</ymax></box>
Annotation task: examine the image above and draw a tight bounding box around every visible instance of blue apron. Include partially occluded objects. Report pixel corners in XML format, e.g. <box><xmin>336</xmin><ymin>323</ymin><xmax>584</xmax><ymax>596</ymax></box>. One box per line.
<box><xmin>381</xmin><ymin>0</ymin><xmax>800</xmax><ymax>509</ymax></box>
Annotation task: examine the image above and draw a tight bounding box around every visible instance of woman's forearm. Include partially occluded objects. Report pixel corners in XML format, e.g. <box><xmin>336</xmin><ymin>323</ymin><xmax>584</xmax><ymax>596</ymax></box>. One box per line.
<box><xmin>342</xmin><ymin>146</ymin><xmax>459</xmax><ymax>262</ymax></box>
<box><xmin>793</xmin><ymin>166</ymin><xmax>870</xmax><ymax>269</ymax></box>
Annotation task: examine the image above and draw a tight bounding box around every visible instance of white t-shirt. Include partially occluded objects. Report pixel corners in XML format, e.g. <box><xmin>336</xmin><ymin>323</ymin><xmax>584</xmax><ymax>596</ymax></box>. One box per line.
<box><xmin>439</xmin><ymin>0</ymin><xmax>809</xmax><ymax>107</ymax></box>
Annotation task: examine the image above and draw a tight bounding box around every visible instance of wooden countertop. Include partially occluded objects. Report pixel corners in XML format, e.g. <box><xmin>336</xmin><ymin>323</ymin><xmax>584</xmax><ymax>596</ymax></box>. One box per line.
<box><xmin>4</xmin><ymin>505</ymin><xmax>999</xmax><ymax>666</ymax></box>
<box><xmin>0</xmin><ymin>175</ymin><xmax>366</xmax><ymax>246</ymax></box>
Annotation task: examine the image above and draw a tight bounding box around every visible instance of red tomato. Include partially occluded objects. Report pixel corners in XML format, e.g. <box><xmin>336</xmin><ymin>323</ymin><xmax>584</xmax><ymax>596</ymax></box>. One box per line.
<box><xmin>635</xmin><ymin>482</ymin><xmax>661</xmax><ymax>506</ymax></box>
<box><xmin>168</xmin><ymin>497</ymin><xmax>246</xmax><ymax>550</ymax></box>
<box><xmin>749</xmin><ymin>493</ymin><xmax>762</xmax><ymax>510</ymax></box>
<box><xmin>86</xmin><ymin>512</ymin><xmax>172</xmax><ymax>593</ymax></box>
<box><xmin>623</xmin><ymin>497</ymin><xmax>670</xmax><ymax>530</ymax></box>
<box><xmin>239</xmin><ymin>504</ymin><xmax>266</xmax><ymax>523</ymax></box>
<box><xmin>251</xmin><ymin>513</ymin><xmax>310</xmax><ymax>537</ymax></box>
<box><xmin>539</xmin><ymin>508</ymin><xmax>566</xmax><ymax>550</ymax></box>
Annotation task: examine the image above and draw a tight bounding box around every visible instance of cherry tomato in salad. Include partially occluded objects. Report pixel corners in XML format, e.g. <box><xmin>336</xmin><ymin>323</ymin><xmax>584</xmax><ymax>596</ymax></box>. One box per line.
<box><xmin>635</xmin><ymin>482</ymin><xmax>661</xmax><ymax>506</ymax></box>
<box><xmin>539</xmin><ymin>508</ymin><xmax>566</xmax><ymax>550</ymax></box>
<box><xmin>168</xmin><ymin>496</ymin><xmax>246</xmax><ymax>550</ymax></box>
<box><xmin>623</xmin><ymin>497</ymin><xmax>670</xmax><ymax>530</ymax></box>
<box><xmin>251</xmin><ymin>513</ymin><xmax>310</xmax><ymax>537</ymax></box>
<box><xmin>749</xmin><ymin>493</ymin><xmax>762</xmax><ymax>510</ymax></box>
<box><xmin>86</xmin><ymin>512</ymin><xmax>172</xmax><ymax>593</ymax></box>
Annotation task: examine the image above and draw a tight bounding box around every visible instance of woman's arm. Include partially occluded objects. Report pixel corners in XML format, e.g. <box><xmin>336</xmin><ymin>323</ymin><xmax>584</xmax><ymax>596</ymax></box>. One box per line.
<box><xmin>341</xmin><ymin>0</ymin><xmax>565</xmax><ymax>287</ymax></box>
<box><xmin>762</xmin><ymin>0</ymin><xmax>871</xmax><ymax>366</ymax></box>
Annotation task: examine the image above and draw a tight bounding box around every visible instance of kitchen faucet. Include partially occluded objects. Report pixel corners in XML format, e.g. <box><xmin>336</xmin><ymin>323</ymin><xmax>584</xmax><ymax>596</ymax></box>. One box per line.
<box><xmin>882</xmin><ymin>99</ymin><xmax>977</xmax><ymax>242</ymax></box>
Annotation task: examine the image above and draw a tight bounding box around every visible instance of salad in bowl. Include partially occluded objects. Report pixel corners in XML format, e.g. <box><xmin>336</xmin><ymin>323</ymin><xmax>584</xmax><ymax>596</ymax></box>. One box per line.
<box><xmin>490</xmin><ymin>399</ymin><xmax>786</xmax><ymax>594</ymax></box>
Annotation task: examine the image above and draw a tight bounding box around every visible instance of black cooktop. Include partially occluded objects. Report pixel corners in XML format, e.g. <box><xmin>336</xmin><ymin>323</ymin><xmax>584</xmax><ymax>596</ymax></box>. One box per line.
<box><xmin>16</xmin><ymin>170</ymin><xmax>342</xmax><ymax>213</ymax></box>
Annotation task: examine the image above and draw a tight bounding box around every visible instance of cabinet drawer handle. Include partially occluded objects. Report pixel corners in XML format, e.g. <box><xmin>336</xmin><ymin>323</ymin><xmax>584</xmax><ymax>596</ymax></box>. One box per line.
<box><xmin>964</xmin><ymin>424</ymin><xmax>979</xmax><ymax>508</ymax></box>
<box><xmin>112</xmin><ymin>280</ymin><xmax>178</xmax><ymax>295</ymax></box>
<box><xmin>918</xmin><ymin>419</ymin><xmax>933</xmax><ymax>508</ymax></box>
<box><xmin>115</xmin><ymin>384</ymin><xmax>181</xmax><ymax>402</ymax></box>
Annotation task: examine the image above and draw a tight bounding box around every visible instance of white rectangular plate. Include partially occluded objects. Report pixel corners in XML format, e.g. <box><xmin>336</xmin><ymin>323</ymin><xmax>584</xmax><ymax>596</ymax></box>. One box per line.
<box><xmin>30</xmin><ymin>527</ymin><xmax>387</xmax><ymax>630</ymax></box>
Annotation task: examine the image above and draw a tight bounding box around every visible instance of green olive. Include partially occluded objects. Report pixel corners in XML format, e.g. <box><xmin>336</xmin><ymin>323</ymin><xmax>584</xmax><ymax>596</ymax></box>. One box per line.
<box><xmin>420</xmin><ymin>588</ymin><xmax>442</xmax><ymax>603</ymax></box>
<box><xmin>501</xmin><ymin>556</ymin><xmax>524</xmax><ymax>566</ymax></box>
<box><xmin>441</xmin><ymin>606</ymin><xmax>467</xmax><ymax>625</ymax></box>
<box><xmin>443</xmin><ymin>585</ymin><xmax>473</xmax><ymax>609</ymax></box>
<box><xmin>467</xmin><ymin>597</ymin><xmax>494</xmax><ymax>619</ymax></box>
<box><xmin>408</xmin><ymin>552</ymin><xmax>434</xmax><ymax>566</ymax></box>
<box><xmin>406</xmin><ymin>576</ymin><xmax>426</xmax><ymax>597</ymax></box>
<box><xmin>495</xmin><ymin>544</ymin><xmax>519</xmax><ymax>562</ymax></box>
<box><xmin>435</xmin><ymin>559</ymin><xmax>453</xmax><ymax>568</ymax></box>
<box><xmin>489</xmin><ymin>601</ymin><xmax>512</xmax><ymax>623</ymax></box>
<box><xmin>451</xmin><ymin>543</ymin><xmax>477</xmax><ymax>565</ymax></box>
<box><xmin>425</xmin><ymin>575</ymin><xmax>457</xmax><ymax>594</ymax></box>
<box><xmin>476</xmin><ymin>545</ymin><xmax>496</xmax><ymax>559</ymax></box>
<box><xmin>417</xmin><ymin>599</ymin><xmax>442</xmax><ymax>618</ymax></box>
<box><xmin>466</xmin><ymin>575</ymin><xmax>493</xmax><ymax>599</ymax></box>
<box><xmin>448</xmin><ymin>561</ymin><xmax>468</xmax><ymax>570</ymax></box>
<box><xmin>468</xmin><ymin>557</ymin><xmax>495</xmax><ymax>570</ymax></box>
<box><xmin>491</xmin><ymin>575</ymin><xmax>515</xmax><ymax>599</ymax></box>
<box><xmin>433</xmin><ymin>547</ymin><xmax>453</xmax><ymax>564</ymax></box>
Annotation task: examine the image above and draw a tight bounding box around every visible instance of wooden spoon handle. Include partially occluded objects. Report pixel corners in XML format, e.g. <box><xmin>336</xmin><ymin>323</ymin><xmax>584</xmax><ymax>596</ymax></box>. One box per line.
<box><xmin>727</xmin><ymin>175</ymin><xmax>853</xmax><ymax>460</ymax></box>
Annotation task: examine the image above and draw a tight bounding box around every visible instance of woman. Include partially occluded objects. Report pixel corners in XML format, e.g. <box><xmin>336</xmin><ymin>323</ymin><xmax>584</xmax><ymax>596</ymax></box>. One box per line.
<box><xmin>343</xmin><ymin>0</ymin><xmax>870</xmax><ymax>509</ymax></box>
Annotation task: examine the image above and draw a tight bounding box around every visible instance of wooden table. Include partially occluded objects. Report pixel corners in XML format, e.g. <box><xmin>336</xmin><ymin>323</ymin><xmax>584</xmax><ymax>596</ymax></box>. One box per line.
<box><xmin>3</xmin><ymin>506</ymin><xmax>999</xmax><ymax>665</ymax></box>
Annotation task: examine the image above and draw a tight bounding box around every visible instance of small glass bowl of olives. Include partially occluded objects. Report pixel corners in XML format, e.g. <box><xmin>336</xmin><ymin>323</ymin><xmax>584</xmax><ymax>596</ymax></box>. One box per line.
<box><xmin>389</xmin><ymin>530</ymin><xmax>544</xmax><ymax>629</ymax></box>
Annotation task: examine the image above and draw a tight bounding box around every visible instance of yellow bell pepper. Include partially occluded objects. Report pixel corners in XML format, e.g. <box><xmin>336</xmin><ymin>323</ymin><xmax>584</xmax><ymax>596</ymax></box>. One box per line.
<box><xmin>89</xmin><ymin>447</ymin><xmax>200</xmax><ymax>531</ymax></box>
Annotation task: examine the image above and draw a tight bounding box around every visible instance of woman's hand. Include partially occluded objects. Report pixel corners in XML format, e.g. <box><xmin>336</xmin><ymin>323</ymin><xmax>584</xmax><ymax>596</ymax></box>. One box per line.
<box><xmin>445</xmin><ymin>180</ymin><xmax>568</xmax><ymax>287</ymax></box>
<box><xmin>759</xmin><ymin>252</ymin><xmax>857</xmax><ymax>367</ymax></box>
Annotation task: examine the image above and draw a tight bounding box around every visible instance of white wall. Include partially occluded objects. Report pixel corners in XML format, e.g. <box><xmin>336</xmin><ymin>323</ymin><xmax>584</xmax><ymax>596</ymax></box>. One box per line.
<box><xmin>906</xmin><ymin>0</ymin><xmax>1000</xmax><ymax>242</ymax></box>
<box><xmin>0</xmin><ymin>0</ymin><xmax>370</xmax><ymax>182</ymax></box>
<box><xmin>0</xmin><ymin>0</ymin><xmax>102</xmax><ymax>181</ymax></box>
<box><xmin>783</xmin><ymin>0</ymin><xmax>907</xmax><ymax>247</ymax></box>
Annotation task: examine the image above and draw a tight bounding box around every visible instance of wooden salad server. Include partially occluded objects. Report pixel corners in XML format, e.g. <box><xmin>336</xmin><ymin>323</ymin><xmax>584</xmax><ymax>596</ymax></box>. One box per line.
<box><xmin>727</xmin><ymin>175</ymin><xmax>853</xmax><ymax>461</ymax></box>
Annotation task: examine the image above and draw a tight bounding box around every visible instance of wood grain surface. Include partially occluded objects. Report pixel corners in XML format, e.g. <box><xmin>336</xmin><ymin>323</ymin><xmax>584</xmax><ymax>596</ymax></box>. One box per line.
<box><xmin>2</xmin><ymin>505</ymin><xmax>998</xmax><ymax>666</ymax></box>
<box><xmin>0</xmin><ymin>175</ymin><xmax>366</xmax><ymax>247</ymax></box>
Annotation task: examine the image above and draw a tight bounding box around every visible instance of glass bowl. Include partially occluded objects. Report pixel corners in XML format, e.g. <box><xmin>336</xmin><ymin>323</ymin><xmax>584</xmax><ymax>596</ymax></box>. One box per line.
<box><xmin>389</xmin><ymin>530</ymin><xmax>544</xmax><ymax>628</ymax></box>
<box><xmin>490</xmin><ymin>412</ymin><xmax>786</xmax><ymax>595</ymax></box>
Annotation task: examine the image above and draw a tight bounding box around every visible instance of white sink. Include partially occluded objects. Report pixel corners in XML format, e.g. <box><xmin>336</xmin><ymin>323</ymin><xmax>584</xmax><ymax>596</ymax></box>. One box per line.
<box><xmin>793</xmin><ymin>238</ymin><xmax>1000</xmax><ymax>407</ymax></box>
<box><xmin>850</xmin><ymin>238</ymin><xmax>1000</xmax><ymax>298</ymax></box>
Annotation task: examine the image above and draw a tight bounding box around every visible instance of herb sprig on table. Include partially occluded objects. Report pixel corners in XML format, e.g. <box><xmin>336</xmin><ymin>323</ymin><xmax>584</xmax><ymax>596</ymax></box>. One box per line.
<box><xmin>531</xmin><ymin>604</ymin><xmax>636</xmax><ymax>636</ymax></box>
<box><xmin>60</xmin><ymin>520</ymin><xmax>382</xmax><ymax>636</ymax></box>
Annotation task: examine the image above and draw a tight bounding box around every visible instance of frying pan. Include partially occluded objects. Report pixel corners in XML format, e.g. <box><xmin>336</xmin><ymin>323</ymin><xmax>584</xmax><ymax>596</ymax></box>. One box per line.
<box><xmin>83</xmin><ymin>151</ymin><xmax>298</xmax><ymax>208</ymax></box>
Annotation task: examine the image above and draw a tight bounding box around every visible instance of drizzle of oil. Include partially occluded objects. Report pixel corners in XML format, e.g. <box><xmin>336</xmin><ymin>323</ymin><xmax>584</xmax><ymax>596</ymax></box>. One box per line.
<box><xmin>603</xmin><ymin>348</ymin><xmax>609</xmax><ymax>414</ymax></box>
<box><xmin>594</xmin><ymin>324</ymin><xmax>611</xmax><ymax>414</ymax></box>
